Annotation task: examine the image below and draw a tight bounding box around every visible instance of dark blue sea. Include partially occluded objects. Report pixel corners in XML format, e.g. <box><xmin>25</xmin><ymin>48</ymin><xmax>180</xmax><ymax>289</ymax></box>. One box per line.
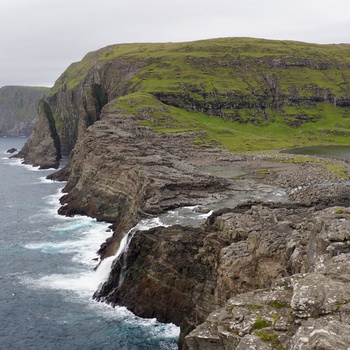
<box><xmin>0</xmin><ymin>137</ymin><xmax>178</xmax><ymax>350</ymax></box>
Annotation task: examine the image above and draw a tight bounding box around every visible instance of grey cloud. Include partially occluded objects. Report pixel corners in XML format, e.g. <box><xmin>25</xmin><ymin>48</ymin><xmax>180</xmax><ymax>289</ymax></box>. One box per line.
<box><xmin>1</xmin><ymin>0</ymin><xmax>350</xmax><ymax>88</ymax></box>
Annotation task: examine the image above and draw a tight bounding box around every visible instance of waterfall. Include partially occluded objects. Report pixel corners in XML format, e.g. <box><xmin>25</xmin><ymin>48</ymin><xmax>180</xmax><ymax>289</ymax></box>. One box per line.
<box><xmin>95</xmin><ymin>216</ymin><xmax>169</xmax><ymax>291</ymax></box>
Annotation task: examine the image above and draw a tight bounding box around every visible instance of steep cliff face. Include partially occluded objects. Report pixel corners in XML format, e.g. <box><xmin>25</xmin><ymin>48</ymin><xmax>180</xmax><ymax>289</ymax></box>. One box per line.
<box><xmin>0</xmin><ymin>85</ymin><xmax>49</xmax><ymax>136</ymax></box>
<box><xmin>93</xmin><ymin>190</ymin><xmax>350</xmax><ymax>349</ymax></box>
<box><xmin>47</xmin><ymin>56</ymin><xmax>146</xmax><ymax>155</ymax></box>
<box><xmin>94</xmin><ymin>225</ymin><xmax>221</xmax><ymax>346</ymax></box>
<box><xmin>15</xmin><ymin>100</ymin><xmax>61</xmax><ymax>169</ymax></box>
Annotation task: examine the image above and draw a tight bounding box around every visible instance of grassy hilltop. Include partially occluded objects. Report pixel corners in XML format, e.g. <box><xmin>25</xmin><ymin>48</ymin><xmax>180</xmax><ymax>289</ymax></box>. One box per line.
<box><xmin>51</xmin><ymin>38</ymin><xmax>350</xmax><ymax>151</ymax></box>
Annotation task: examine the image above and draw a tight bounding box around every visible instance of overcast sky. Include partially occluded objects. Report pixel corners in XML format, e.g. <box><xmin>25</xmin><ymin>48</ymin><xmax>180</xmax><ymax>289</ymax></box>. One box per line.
<box><xmin>1</xmin><ymin>0</ymin><xmax>350</xmax><ymax>88</ymax></box>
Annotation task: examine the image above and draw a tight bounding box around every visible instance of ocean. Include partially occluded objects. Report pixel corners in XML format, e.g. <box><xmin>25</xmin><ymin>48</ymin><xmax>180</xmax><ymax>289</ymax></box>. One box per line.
<box><xmin>0</xmin><ymin>137</ymin><xmax>179</xmax><ymax>350</ymax></box>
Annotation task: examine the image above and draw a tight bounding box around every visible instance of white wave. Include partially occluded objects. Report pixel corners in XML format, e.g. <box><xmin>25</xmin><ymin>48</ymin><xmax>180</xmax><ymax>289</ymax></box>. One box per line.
<box><xmin>197</xmin><ymin>210</ymin><xmax>214</xmax><ymax>219</ymax></box>
<box><xmin>86</xmin><ymin>300</ymin><xmax>179</xmax><ymax>340</ymax></box>
<box><xmin>5</xmin><ymin>156</ymin><xmax>57</xmax><ymax>172</ymax></box>
<box><xmin>37</xmin><ymin>176</ymin><xmax>57</xmax><ymax>184</ymax></box>
<box><xmin>25</xmin><ymin>219</ymin><xmax>111</xmax><ymax>264</ymax></box>
<box><xmin>4</xmin><ymin>157</ymin><xmax>23</xmax><ymax>165</ymax></box>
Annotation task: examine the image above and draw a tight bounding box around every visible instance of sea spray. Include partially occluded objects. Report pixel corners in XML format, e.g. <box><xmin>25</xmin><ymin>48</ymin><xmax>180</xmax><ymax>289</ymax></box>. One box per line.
<box><xmin>96</xmin><ymin>217</ymin><xmax>169</xmax><ymax>291</ymax></box>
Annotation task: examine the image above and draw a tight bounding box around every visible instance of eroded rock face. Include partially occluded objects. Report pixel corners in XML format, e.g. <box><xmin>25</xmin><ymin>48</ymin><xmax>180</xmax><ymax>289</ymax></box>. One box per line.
<box><xmin>42</xmin><ymin>95</ymin><xmax>350</xmax><ymax>348</ymax></box>
<box><xmin>94</xmin><ymin>225</ymin><xmax>221</xmax><ymax>346</ymax></box>
<box><xmin>91</xmin><ymin>192</ymin><xmax>350</xmax><ymax>349</ymax></box>
<box><xmin>47</xmin><ymin>58</ymin><xmax>146</xmax><ymax>155</ymax></box>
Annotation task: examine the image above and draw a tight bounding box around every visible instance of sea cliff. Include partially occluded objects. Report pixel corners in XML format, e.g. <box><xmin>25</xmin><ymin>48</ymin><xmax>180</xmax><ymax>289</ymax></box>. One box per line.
<box><xmin>0</xmin><ymin>85</ymin><xmax>49</xmax><ymax>136</ymax></box>
<box><xmin>18</xmin><ymin>37</ymin><xmax>350</xmax><ymax>349</ymax></box>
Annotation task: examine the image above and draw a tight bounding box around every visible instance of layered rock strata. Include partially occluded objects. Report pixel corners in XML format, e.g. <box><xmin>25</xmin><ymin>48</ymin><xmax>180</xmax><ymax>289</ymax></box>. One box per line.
<box><xmin>14</xmin><ymin>38</ymin><xmax>350</xmax><ymax>349</ymax></box>
<box><xmin>42</xmin><ymin>96</ymin><xmax>350</xmax><ymax>349</ymax></box>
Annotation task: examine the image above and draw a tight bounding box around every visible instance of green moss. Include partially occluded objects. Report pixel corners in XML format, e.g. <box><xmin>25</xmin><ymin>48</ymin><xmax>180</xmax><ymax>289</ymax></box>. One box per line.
<box><xmin>270</xmin><ymin>313</ymin><xmax>281</xmax><ymax>325</ymax></box>
<box><xmin>268</xmin><ymin>301</ymin><xmax>285</xmax><ymax>309</ymax></box>
<box><xmin>54</xmin><ymin>114</ymin><xmax>63</xmax><ymax>132</ymax></box>
<box><xmin>255</xmin><ymin>330</ymin><xmax>286</xmax><ymax>349</ymax></box>
<box><xmin>335</xmin><ymin>209</ymin><xmax>344</xmax><ymax>214</ymax></box>
<box><xmin>326</xmin><ymin>164</ymin><xmax>348</xmax><ymax>178</ymax></box>
<box><xmin>245</xmin><ymin>304</ymin><xmax>264</xmax><ymax>310</ymax></box>
<box><xmin>225</xmin><ymin>305</ymin><xmax>234</xmax><ymax>312</ymax></box>
<box><xmin>252</xmin><ymin>316</ymin><xmax>271</xmax><ymax>330</ymax></box>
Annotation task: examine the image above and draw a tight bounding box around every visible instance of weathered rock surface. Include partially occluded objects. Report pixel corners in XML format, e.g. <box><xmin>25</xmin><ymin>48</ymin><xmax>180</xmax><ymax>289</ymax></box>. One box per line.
<box><xmin>47</xmin><ymin>57</ymin><xmax>145</xmax><ymax>155</ymax></box>
<box><xmin>14</xmin><ymin>100</ymin><xmax>61</xmax><ymax>169</ymax></box>
<box><xmin>93</xmin><ymin>199</ymin><xmax>348</xmax><ymax>349</ymax></box>
<box><xmin>184</xmin><ymin>204</ymin><xmax>350</xmax><ymax>349</ymax></box>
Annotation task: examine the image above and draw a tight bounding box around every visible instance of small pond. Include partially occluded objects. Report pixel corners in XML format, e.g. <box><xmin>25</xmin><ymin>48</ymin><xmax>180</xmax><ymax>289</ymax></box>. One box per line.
<box><xmin>281</xmin><ymin>145</ymin><xmax>350</xmax><ymax>161</ymax></box>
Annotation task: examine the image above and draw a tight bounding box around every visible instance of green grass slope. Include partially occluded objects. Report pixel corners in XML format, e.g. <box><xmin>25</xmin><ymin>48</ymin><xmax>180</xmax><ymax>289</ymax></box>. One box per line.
<box><xmin>51</xmin><ymin>38</ymin><xmax>350</xmax><ymax>151</ymax></box>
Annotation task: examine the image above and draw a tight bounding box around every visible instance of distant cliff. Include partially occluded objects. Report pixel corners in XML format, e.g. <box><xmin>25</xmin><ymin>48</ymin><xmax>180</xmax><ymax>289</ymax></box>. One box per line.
<box><xmin>0</xmin><ymin>85</ymin><xmax>49</xmax><ymax>136</ymax></box>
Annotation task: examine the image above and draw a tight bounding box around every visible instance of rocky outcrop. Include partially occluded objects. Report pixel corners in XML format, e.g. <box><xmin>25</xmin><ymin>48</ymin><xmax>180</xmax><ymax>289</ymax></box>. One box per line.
<box><xmin>16</xmin><ymin>38</ymin><xmax>350</xmax><ymax>349</ymax></box>
<box><xmin>0</xmin><ymin>85</ymin><xmax>49</xmax><ymax>136</ymax></box>
<box><xmin>14</xmin><ymin>100</ymin><xmax>61</xmax><ymax>168</ymax></box>
<box><xmin>184</xmin><ymin>203</ymin><xmax>350</xmax><ymax>349</ymax></box>
<box><xmin>43</xmin><ymin>92</ymin><xmax>350</xmax><ymax>349</ymax></box>
<box><xmin>94</xmin><ymin>225</ymin><xmax>221</xmax><ymax>347</ymax></box>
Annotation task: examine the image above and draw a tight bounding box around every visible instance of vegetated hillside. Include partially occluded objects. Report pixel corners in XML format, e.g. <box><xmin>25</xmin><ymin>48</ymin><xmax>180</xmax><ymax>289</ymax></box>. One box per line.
<box><xmin>49</xmin><ymin>37</ymin><xmax>350</xmax><ymax>152</ymax></box>
<box><xmin>0</xmin><ymin>85</ymin><xmax>50</xmax><ymax>136</ymax></box>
